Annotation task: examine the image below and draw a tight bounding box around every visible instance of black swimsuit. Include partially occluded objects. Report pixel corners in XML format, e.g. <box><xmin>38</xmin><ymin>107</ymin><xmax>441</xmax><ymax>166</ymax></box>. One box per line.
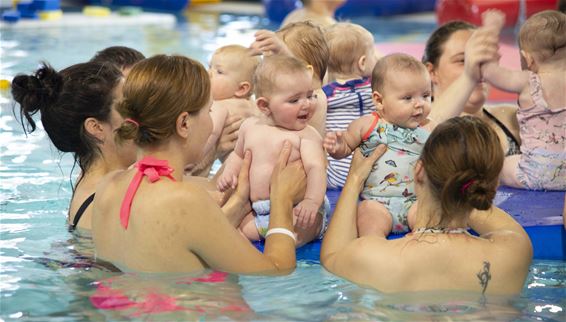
<box><xmin>68</xmin><ymin>193</ymin><xmax>95</xmax><ymax>231</ymax></box>
<box><xmin>483</xmin><ymin>108</ymin><xmax>521</xmax><ymax>156</ymax></box>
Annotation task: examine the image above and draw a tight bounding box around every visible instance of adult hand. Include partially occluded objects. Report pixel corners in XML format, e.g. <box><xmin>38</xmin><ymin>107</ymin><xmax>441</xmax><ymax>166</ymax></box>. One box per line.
<box><xmin>250</xmin><ymin>30</ymin><xmax>292</xmax><ymax>57</ymax></box>
<box><xmin>464</xmin><ymin>28</ymin><xmax>500</xmax><ymax>82</ymax></box>
<box><xmin>217</xmin><ymin>115</ymin><xmax>243</xmax><ymax>161</ymax></box>
<box><xmin>347</xmin><ymin>145</ymin><xmax>387</xmax><ymax>189</ymax></box>
<box><xmin>271</xmin><ymin>141</ymin><xmax>307</xmax><ymax>205</ymax></box>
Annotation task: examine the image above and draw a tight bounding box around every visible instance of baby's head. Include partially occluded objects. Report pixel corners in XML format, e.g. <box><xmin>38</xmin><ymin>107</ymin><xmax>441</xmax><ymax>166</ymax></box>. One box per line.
<box><xmin>519</xmin><ymin>10</ymin><xmax>566</xmax><ymax>69</ymax></box>
<box><xmin>371</xmin><ymin>53</ymin><xmax>432</xmax><ymax>129</ymax></box>
<box><xmin>325</xmin><ymin>22</ymin><xmax>378</xmax><ymax>78</ymax></box>
<box><xmin>209</xmin><ymin>45</ymin><xmax>260</xmax><ymax>100</ymax></box>
<box><xmin>254</xmin><ymin>55</ymin><xmax>315</xmax><ymax>131</ymax></box>
<box><xmin>276</xmin><ymin>21</ymin><xmax>329</xmax><ymax>85</ymax></box>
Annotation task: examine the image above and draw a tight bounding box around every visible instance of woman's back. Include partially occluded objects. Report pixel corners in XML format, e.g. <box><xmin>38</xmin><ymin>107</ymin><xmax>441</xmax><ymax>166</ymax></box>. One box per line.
<box><xmin>93</xmin><ymin>168</ymin><xmax>211</xmax><ymax>272</ymax></box>
<box><xmin>349</xmin><ymin>220</ymin><xmax>530</xmax><ymax>294</ymax></box>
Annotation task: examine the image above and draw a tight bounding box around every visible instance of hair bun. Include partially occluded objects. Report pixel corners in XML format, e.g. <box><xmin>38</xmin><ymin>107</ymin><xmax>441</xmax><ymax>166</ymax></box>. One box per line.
<box><xmin>464</xmin><ymin>180</ymin><xmax>495</xmax><ymax>211</ymax></box>
<box><xmin>11</xmin><ymin>63</ymin><xmax>63</xmax><ymax>132</ymax></box>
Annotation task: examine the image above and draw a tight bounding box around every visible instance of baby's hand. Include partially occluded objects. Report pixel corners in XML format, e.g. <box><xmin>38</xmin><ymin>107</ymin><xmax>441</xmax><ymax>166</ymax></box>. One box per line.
<box><xmin>482</xmin><ymin>9</ymin><xmax>505</xmax><ymax>31</ymax></box>
<box><xmin>294</xmin><ymin>199</ymin><xmax>319</xmax><ymax>229</ymax></box>
<box><xmin>250</xmin><ymin>30</ymin><xmax>288</xmax><ymax>56</ymax></box>
<box><xmin>323</xmin><ymin>131</ymin><xmax>345</xmax><ymax>156</ymax></box>
<box><xmin>217</xmin><ymin>170</ymin><xmax>238</xmax><ymax>192</ymax></box>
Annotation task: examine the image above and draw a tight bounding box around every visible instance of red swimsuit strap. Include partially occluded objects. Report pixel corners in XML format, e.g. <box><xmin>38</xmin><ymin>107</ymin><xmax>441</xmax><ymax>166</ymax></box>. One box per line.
<box><xmin>361</xmin><ymin>112</ymin><xmax>380</xmax><ymax>141</ymax></box>
<box><xmin>119</xmin><ymin>156</ymin><xmax>176</xmax><ymax>229</ymax></box>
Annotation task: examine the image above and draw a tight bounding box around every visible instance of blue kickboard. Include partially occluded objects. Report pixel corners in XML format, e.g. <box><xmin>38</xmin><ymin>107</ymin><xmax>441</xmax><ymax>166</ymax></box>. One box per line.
<box><xmin>255</xmin><ymin>187</ymin><xmax>565</xmax><ymax>261</ymax></box>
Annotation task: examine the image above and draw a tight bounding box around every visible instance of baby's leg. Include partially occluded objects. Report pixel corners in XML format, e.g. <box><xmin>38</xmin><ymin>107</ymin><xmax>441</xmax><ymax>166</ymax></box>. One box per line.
<box><xmin>357</xmin><ymin>200</ymin><xmax>392</xmax><ymax>237</ymax></box>
<box><xmin>294</xmin><ymin>213</ymin><xmax>323</xmax><ymax>247</ymax></box>
<box><xmin>238</xmin><ymin>212</ymin><xmax>261</xmax><ymax>241</ymax></box>
<box><xmin>500</xmin><ymin>155</ymin><xmax>526</xmax><ymax>188</ymax></box>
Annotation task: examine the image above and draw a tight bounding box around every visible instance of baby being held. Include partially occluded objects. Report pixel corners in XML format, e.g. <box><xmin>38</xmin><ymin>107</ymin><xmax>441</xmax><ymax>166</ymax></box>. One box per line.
<box><xmin>218</xmin><ymin>55</ymin><xmax>329</xmax><ymax>246</ymax></box>
<box><xmin>481</xmin><ymin>10</ymin><xmax>566</xmax><ymax>191</ymax></box>
<box><xmin>324</xmin><ymin>53</ymin><xmax>434</xmax><ymax>236</ymax></box>
<box><xmin>204</xmin><ymin>45</ymin><xmax>261</xmax><ymax>156</ymax></box>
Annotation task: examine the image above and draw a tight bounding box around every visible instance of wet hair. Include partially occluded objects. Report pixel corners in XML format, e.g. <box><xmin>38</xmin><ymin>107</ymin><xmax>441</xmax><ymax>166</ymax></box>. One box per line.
<box><xmin>371</xmin><ymin>53</ymin><xmax>428</xmax><ymax>93</ymax></box>
<box><xmin>115</xmin><ymin>55</ymin><xmax>210</xmax><ymax>147</ymax></box>
<box><xmin>253</xmin><ymin>54</ymin><xmax>311</xmax><ymax>98</ymax></box>
<box><xmin>519</xmin><ymin>10</ymin><xmax>566</xmax><ymax>62</ymax></box>
<box><xmin>422</xmin><ymin>21</ymin><xmax>476</xmax><ymax>66</ymax></box>
<box><xmin>420</xmin><ymin>116</ymin><xmax>503</xmax><ymax>224</ymax></box>
<box><xmin>90</xmin><ymin>46</ymin><xmax>145</xmax><ymax>71</ymax></box>
<box><xmin>11</xmin><ymin>62</ymin><xmax>123</xmax><ymax>175</ymax></box>
<box><xmin>213</xmin><ymin>45</ymin><xmax>260</xmax><ymax>97</ymax></box>
<box><xmin>277</xmin><ymin>21</ymin><xmax>329</xmax><ymax>82</ymax></box>
<box><xmin>325</xmin><ymin>22</ymin><xmax>374</xmax><ymax>74</ymax></box>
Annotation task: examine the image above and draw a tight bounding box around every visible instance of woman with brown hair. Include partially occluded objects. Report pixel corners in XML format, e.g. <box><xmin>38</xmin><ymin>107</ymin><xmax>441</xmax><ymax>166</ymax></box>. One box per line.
<box><xmin>423</xmin><ymin>21</ymin><xmax>521</xmax><ymax>156</ymax></box>
<box><xmin>321</xmin><ymin>116</ymin><xmax>532</xmax><ymax>294</ymax></box>
<box><xmin>92</xmin><ymin>55</ymin><xmax>304</xmax><ymax>274</ymax></box>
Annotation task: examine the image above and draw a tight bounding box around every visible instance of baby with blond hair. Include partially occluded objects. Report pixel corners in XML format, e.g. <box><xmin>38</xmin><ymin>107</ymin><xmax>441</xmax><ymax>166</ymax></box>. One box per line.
<box><xmin>188</xmin><ymin>45</ymin><xmax>261</xmax><ymax>177</ymax></box>
<box><xmin>323</xmin><ymin>22</ymin><xmax>379</xmax><ymax>188</ymax></box>
<box><xmin>481</xmin><ymin>10</ymin><xmax>566</xmax><ymax>191</ymax></box>
<box><xmin>219</xmin><ymin>55</ymin><xmax>329</xmax><ymax>246</ymax></box>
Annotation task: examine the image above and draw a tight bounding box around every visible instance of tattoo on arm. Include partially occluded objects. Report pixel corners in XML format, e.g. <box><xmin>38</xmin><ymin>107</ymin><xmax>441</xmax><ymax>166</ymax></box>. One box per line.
<box><xmin>476</xmin><ymin>261</ymin><xmax>491</xmax><ymax>294</ymax></box>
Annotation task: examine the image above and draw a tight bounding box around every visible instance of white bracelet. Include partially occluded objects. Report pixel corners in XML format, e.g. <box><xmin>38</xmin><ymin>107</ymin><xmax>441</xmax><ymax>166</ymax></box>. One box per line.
<box><xmin>265</xmin><ymin>227</ymin><xmax>296</xmax><ymax>242</ymax></box>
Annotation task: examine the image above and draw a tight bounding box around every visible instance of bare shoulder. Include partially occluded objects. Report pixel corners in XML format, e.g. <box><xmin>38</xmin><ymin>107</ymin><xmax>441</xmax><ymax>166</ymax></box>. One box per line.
<box><xmin>300</xmin><ymin>124</ymin><xmax>323</xmax><ymax>141</ymax></box>
<box><xmin>484</xmin><ymin>104</ymin><xmax>518</xmax><ymax>118</ymax></box>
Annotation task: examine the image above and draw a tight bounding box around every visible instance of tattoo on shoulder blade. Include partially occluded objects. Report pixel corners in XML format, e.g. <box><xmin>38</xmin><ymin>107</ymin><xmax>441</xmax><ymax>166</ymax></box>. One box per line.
<box><xmin>476</xmin><ymin>261</ymin><xmax>491</xmax><ymax>294</ymax></box>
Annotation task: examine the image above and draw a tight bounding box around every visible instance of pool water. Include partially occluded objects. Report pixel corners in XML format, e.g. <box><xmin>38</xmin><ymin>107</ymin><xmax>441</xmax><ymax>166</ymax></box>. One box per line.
<box><xmin>1</xmin><ymin>10</ymin><xmax>565</xmax><ymax>321</ymax></box>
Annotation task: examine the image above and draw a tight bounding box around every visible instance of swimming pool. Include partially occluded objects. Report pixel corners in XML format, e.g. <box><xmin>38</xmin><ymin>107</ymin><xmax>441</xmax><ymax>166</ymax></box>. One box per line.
<box><xmin>1</xmin><ymin>9</ymin><xmax>564</xmax><ymax>321</ymax></box>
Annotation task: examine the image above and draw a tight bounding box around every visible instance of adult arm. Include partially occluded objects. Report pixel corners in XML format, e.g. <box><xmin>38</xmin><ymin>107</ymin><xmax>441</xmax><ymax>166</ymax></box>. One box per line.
<box><xmin>191</xmin><ymin>141</ymin><xmax>306</xmax><ymax>275</ymax></box>
<box><xmin>320</xmin><ymin>145</ymin><xmax>387</xmax><ymax>269</ymax></box>
<box><xmin>429</xmin><ymin>27</ymin><xmax>500</xmax><ymax>123</ymax></box>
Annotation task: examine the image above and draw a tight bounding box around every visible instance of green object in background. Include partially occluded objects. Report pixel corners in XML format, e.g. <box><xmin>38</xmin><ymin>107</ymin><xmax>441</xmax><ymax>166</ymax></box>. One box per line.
<box><xmin>118</xmin><ymin>6</ymin><xmax>143</xmax><ymax>16</ymax></box>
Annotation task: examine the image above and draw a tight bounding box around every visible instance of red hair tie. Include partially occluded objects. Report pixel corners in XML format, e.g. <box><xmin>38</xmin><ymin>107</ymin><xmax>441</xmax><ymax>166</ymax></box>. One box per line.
<box><xmin>124</xmin><ymin>118</ymin><xmax>140</xmax><ymax>127</ymax></box>
<box><xmin>460</xmin><ymin>179</ymin><xmax>476</xmax><ymax>194</ymax></box>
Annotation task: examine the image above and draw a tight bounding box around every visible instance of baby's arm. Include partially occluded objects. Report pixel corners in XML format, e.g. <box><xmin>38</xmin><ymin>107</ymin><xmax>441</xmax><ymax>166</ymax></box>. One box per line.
<box><xmin>324</xmin><ymin>114</ymin><xmax>375</xmax><ymax>159</ymax></box>
<box><xmin>295</xmin><ymin>129</ymin><xmax>327</xmax><ymax>228</ymax></box>
<box><xmin>217</xmin><ymin>119</ymin><xmax>248</xmax><ymax>191</ymax></box>
<box><xmin>481</xmin><ymin>10</ymin><xmax>529</xmax><ymax>94</ymax></box>
<box><xmin>203</xmin><ymin>102</ymin><xmax>229</xmax><ymax>157</ymax></box>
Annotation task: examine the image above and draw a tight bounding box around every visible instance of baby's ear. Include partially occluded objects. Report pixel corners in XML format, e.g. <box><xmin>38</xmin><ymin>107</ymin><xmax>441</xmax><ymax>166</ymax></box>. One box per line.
<box><xmin>235</xmin><ymin>81</ymin><xmax>251</xmax><ymax>98</ymax></box>
<box><xmin>256</xmin><ymin>97</ymin><xmax>271</xmax><ymax>115</ymax></box>
<box><xmin>357</xmin><ymin>55</ymin><xmax>367</xmax><ymax>73</ymax></box>
<box><xmin>372</xmin><ymin>90</ymin><xmax>383</xmax><ymax>110</ymax></box>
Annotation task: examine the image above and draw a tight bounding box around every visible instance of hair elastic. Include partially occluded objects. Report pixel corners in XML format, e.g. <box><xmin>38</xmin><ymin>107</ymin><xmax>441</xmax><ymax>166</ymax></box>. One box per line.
<box><xmin>124</xmin><ymin>118</ymin><xmax>140</xmax><ymax>127</ymax></box>
<box><xmin>460</xmin><ymin>179</ymin><xmax>476</xmax><ymax>194</ymax></box>
<box><xmin>265</xmin><ymin>227</ymin><xmax>296</xmax><ymax>242</ymax></box>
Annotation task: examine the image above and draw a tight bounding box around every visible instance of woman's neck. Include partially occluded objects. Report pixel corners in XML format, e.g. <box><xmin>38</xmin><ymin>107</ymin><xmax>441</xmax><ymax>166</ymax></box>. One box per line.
<box><xmin>139</xmin><ymin>140</ymin><xmax>187</xmax><ymax>182</ymax></box>
<box><xmin>412</xmin><ymin>189</ymin><xmax>470</xmax><ymax>229</ymax></box>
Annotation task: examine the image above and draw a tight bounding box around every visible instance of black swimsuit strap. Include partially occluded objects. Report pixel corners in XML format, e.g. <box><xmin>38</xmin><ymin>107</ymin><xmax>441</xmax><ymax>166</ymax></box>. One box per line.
<box><xmin>69</xmin><ymin>193</ymin><xmax>95</xmax><ymax>231</ymax></box>
<box><xmin>483</xmin><ymin>108</ymin><xmax>520</xmax><ymax>148</ymax></box>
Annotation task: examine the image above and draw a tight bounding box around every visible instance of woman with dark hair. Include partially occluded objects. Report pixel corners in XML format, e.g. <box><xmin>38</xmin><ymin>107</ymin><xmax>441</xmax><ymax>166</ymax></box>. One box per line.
<box><xmin>321</xmin><ymin>116</ymin><xmax>532</xmax><ymax>294</ymax></box>
<box><xmin>11</xmin><ymin>62</ymin><xmax>136</xmax><ymax>231</ymax></box>
<box><xmin>423</xmin><ymin>21</ymin><xmax>521</xmax><ymax>156</ymax></box>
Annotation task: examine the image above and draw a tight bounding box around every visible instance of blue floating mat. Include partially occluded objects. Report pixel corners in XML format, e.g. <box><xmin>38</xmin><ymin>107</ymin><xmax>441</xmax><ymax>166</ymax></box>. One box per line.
<box><xmin>255</xmin><ymin>187</ymin><xmax>565</xmax><ymax>261</ymax></box>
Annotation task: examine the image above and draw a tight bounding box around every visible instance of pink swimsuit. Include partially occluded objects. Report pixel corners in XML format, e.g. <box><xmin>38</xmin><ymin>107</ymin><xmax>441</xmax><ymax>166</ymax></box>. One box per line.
<box><xmin>120</xmin><ymin>156</ymin><xmax>176</xmax><ymax>229</ymax></box>
<box><xmin>515</xmin><ymin>72</ymin><xmax>566</xmax><ymax>191</ymax></box>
